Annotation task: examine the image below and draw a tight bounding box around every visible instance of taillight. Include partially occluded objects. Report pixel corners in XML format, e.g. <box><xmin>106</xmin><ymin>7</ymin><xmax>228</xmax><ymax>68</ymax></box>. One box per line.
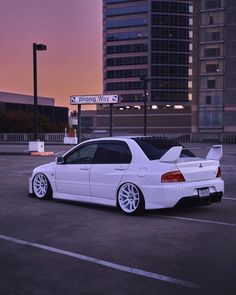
<box><xmin>161</xmin><ymin>170</ymin><xmax>185</xmax><ymax>183</ymax></box>
<box><xmin>216</xmin><ymin>167</ymin><xmax>221</xmax><ymax>178</ymax></box>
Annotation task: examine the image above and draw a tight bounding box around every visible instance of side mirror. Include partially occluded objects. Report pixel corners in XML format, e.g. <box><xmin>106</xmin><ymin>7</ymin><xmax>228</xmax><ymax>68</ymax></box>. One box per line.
<box><xmin>56</xmin><ymin>156</ymin><xmax>64</xmax><ymax>164</ymax></box>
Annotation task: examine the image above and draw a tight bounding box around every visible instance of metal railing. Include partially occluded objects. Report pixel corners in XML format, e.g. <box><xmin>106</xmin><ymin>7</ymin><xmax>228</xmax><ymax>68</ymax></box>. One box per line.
<box><xmin>0</xmin><ymin>132</ymin><xmax>236</xmax><ymax>143</ymax></box>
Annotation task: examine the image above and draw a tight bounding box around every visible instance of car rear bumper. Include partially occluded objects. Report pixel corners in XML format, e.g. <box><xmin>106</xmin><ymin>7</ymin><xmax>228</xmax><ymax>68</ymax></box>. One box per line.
<box><xmin>174</xmin><ymin>191</ymin><xmax>223</xmax><ymax>207</ymax></box>
<box><xmin>143</xmin><ymin>178</ymin><xmax>224</xmax><ymax>209</ymax></box>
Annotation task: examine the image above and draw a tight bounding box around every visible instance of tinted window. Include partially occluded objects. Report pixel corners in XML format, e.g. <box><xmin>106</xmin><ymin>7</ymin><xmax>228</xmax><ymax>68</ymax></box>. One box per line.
<box><xmin>94</xmin><ymin>142</ymin><xmax>132</xmax><ymax>164</ymax></box>
<box><xmin>133</xmin><ymin>138</ymin><xmax>195</xmax><ymax>160</ymax></box>
<box><xmin>64</xmin><ymin>143</ymin><xmax>98</xmax><ymax>164</ymax></box>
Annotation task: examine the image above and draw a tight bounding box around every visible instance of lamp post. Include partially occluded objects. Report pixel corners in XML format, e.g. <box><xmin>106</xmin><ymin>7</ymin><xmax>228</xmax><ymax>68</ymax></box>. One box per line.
<box><xmin>33</xmin><ymin>43</ymin><xmax>47</xmax><ymax>141</ymax></box>
<box><xmin>140</xmin><ymin>76</ymin><xmax>150</xmax><ymax>136</ymax></box>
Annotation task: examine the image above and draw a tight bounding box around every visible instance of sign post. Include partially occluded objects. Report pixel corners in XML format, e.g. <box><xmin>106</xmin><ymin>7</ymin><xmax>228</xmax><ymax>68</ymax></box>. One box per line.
<box><xmin>77</xmin><ymin>105</ymin><xmax>81</xmax><ymax>143</ymax></box>
<box><xmin>70</xmin><ymin>95</ymin><xmax>119</xmax><ymax>143</ymax></box>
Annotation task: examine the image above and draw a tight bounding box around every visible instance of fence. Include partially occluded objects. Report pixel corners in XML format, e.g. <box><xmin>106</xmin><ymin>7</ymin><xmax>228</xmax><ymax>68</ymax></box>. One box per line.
<box><xmin>0</xmin><ymin>132</ymin><xmax>236</xmax><ymax>143</ymax></box>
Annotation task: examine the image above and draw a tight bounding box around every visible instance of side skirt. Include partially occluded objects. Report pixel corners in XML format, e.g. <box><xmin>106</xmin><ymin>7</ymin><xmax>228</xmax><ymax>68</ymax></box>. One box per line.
<box><xmin>53</xmin><ymin>192</ymin><xmax>117</xmax><ymax>207</ymax></box>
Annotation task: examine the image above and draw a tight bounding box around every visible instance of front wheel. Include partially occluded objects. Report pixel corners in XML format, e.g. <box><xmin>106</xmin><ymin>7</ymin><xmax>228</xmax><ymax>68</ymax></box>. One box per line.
<box><xmin>33</xmin><ymin>173</ymin><xmax>52</xmax><ymax>200</ymax></box>
<box><xmin>118</xmin><ymin>183</ymin><xmax>144</xmax><ymax>215</ymax></box>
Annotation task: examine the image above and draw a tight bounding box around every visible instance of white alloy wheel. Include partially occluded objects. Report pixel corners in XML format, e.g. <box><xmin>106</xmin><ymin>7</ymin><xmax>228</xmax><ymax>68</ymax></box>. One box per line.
<box><xmin>118</xmin><ymin>183</ymin><xmax>144</xmax><ymax>214</ymax></box>
<box><xmin>33</xmin><ymin>173</ymin><xmax>52</xmax><ymax>199</ymax></box>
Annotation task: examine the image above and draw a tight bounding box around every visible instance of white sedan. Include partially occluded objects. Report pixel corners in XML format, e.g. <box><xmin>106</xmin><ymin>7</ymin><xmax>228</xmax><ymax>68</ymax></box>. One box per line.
<box><xmin>29</xmin><ymin>137</ymin><xmax>224</xmax><ymax>215</ymax></box>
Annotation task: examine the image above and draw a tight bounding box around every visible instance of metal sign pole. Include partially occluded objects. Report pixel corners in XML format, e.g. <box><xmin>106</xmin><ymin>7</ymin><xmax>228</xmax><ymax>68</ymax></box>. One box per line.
<box><xmin>77</xmin><ymin>105</ymin><xmax>81</xmax><ymax>143</ymax></box>
<box><xmin>109</xmin><ymin>104</ymin><xmax>113</xmax><ymax>137</ymax></box>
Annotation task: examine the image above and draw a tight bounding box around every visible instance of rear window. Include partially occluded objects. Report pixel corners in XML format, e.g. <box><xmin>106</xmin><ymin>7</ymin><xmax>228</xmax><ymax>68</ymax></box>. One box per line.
<box><xmin>132</xmin><ymin>138</ymin><xmax>195</xmax><ymax>160</ymax></box>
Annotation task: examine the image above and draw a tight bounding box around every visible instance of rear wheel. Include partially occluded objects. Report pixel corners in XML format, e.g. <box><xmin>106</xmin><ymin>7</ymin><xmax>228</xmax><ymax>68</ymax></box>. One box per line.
<box><xmin>118</xmin><ymin>183</ymin><xmax>144</xmax><ymax>215</ymax></box>
<box><xmin>33</xmin><ymin>173</ymin><xmax>52</xmax><ymax>200</ymax></box>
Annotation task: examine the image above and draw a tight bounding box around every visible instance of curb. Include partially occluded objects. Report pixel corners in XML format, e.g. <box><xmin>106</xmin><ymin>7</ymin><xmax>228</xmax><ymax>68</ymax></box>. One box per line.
<box><xmin>31</xmin><ymin>152</ymin><xmax>55</xmax><ymax>156</ymax></box>
<box><xmin>0</xmin><ymin>151</ymin><xmax>55</xmax><ymax>156</ymax></box>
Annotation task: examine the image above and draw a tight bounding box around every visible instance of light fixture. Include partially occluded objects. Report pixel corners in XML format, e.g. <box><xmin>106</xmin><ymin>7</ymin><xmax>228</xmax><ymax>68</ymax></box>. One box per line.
<box><xmin>174</xmin><ymin>105</ymin><xmax>184</xmax><ymax>109</ymax></box>
<box><xmin>151</xmin><ymin>105</ymin><xmax>158</xmax><ymax>110</ymax></box>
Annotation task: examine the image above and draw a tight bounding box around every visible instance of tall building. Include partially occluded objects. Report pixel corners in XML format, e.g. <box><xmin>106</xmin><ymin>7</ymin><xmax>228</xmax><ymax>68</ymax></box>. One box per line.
<box><xmin>101</xmin><ymin>0</ymin><xmax>194</xmax><ymax>134</ymax></box>
<box><xmin>193</xmin><ymin>0</ymin><xmax>236</xmax><ymax>133</ymax></box>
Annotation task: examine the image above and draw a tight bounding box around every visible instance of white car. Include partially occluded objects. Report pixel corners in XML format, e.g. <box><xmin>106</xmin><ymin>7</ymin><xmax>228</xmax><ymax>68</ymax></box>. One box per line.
<box><xmin>29</xmin><ymin>137</ymin><xmax>224</xmax><ymax>215</ymax></box>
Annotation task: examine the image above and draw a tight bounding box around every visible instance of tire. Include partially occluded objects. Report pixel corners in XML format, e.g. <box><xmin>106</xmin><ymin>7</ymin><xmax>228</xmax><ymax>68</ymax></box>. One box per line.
<box><xmin>117</xmin><ymin>183</ymin><xmax>144</xmax><ymax>215</ymax></box>
<box><xmin>32</xmin><ymin>173</ymin><xmax>52</xmax><ymax>200</ymax></box>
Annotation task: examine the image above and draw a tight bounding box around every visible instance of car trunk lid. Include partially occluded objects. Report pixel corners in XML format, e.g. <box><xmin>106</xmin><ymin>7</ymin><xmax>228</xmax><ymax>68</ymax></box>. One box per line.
<box><xmin>176</xmin><ymin>158</ymin><xmax>219</xmax><ymax>182</ymax></box>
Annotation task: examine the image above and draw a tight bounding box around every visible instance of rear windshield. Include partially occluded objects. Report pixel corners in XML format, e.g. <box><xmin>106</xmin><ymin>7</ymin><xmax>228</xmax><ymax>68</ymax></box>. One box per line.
<box><xmin>132</xmin><ymin>138</ymin><xmax>196</xmax><ymax>160</ymax></box>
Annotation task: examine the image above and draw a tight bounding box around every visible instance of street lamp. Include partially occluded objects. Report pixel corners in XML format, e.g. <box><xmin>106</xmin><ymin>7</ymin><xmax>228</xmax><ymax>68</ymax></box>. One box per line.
<box><xmin>140</xmin><ymin>76</ymin><xmax>150</xmax><ymax>136</ymax></box>
<box><xmin>33</xmin><ymin>43</ymin><xmax>47</xmax><ymax>141</ymax></box>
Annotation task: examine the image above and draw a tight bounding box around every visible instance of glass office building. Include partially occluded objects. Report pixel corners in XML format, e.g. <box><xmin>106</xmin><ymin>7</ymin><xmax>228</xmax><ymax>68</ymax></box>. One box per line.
<box><xmin>103</xmin><ymin>0</ymin><xmax>193</xmax><ymax>107</ymax></box>
<box><xmin>192</xmin><ymin>0</ymin><xmax>236</xmax><ymax>133</ymax></box>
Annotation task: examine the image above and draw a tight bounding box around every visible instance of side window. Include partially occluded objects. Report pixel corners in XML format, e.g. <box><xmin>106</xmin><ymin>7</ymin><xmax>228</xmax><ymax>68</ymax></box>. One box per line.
<box><xmin>94</xmin><ymin>141</ymin><xmax>132</xmax><ymax>164</ymax></box>
<box><xmin>64</xmin><ymin>143</ymin><xmax>98</xmax><ymax>164</ymax></box>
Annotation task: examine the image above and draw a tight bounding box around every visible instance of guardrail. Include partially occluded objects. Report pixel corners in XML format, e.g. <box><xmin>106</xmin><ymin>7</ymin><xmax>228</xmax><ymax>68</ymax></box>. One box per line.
<box><xmin>0</xmin><ymin>132</ymin><xmax>236</xmax><ymax>143</ymax></box>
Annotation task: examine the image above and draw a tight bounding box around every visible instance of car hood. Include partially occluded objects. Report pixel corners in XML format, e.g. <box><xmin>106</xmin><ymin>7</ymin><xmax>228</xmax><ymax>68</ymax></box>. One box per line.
<box><xmin>33</xmin><ymin>161</ymin><xmax>56</xmax><ymax>173</ymax></box>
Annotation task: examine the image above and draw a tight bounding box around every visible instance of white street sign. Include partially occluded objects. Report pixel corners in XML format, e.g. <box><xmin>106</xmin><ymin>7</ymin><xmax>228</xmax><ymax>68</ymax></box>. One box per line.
<box><xmin>70</xmin><ymin>95</ymin><xmax>119</xmax><ymax>105</ymax></box>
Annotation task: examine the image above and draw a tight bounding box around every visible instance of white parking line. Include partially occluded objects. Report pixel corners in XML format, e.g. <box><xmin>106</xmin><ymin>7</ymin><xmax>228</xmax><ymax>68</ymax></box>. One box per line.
<box><xmin>0</xmin><ymin>233</ymin><xmax>199</xmax><ymax>289</ymax></box>
<box><xmin>153</xmin><ymin>215</ymin><xmax>236</xmax><ymax>227</ymax></box>
<box><xmin>224</xmin><ymin>197</ymin><xmax>236</xmax><ymax>201</ymax></box>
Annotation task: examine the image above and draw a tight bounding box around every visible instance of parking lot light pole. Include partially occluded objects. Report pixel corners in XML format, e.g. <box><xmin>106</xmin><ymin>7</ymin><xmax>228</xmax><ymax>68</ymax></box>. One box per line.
<box><xmin>33</xmin><ymin>43</ymin><xmax>47</xmax><ymax>141</ymax></box>
<box><xmin>140</xmin><ymin>76</ymin><xmax>150</xmax><ymax>136</ymax></box>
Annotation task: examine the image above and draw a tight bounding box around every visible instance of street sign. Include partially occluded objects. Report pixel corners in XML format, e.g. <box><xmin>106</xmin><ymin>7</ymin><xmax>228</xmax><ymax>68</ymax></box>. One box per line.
<box><xmin>70</xmin><ymin>95</ymin><xmax>119</xmax><ymax>105</ymax></box>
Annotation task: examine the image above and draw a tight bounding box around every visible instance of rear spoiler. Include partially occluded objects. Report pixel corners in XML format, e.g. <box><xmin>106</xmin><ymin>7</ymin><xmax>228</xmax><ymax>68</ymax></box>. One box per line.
<box><xmin>159</xmin><ymin>144</ymin><xmax>223</xmax><ymax>163</ymax></box>
<box><xmin>206</xmin><ymin>145</ymin><xmax>223</xmax><ymax>160</ymax></box>
<box><xmin>159</xmin><ymin>146</ymin><xmax>183</xmax><ymax>163</ymax></box>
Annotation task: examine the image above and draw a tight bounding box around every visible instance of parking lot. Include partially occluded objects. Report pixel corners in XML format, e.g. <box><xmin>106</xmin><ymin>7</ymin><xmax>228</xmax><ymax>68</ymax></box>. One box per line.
<box><xmin>0</xmin><ymin>143</ymin><xmax>236</xmax><ymax>295</ymax></box>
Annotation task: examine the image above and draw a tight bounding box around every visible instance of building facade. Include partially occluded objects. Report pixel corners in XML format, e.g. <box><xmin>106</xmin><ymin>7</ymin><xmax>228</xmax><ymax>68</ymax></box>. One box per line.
<box><xmin>0</xmin><ymin>92</ymin><xmax>68</xmax><ymax>132</ymax></box>
<box><xmin>193</xmin><ymin>0</ymin><xmax>236</xmax><ymax>133</ymax></box>
<box><xmin>101</xmin><ymin>0</ymin><xmax>194</xmax><ymax>134</ymax></box>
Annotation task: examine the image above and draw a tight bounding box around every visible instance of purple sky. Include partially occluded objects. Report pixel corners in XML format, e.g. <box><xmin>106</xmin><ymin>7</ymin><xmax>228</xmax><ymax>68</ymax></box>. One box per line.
<box><xmin>0</xmin><ymin>0</ymin><xmax>103</xmax><ymax>109</ymax></box>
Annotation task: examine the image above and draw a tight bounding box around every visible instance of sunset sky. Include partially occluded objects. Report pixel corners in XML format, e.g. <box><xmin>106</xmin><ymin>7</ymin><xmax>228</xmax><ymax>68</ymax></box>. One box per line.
<box><xmin>0</xmin><ymin>0</ymin><xmax>103</xmax><ymax>109</ymax></box>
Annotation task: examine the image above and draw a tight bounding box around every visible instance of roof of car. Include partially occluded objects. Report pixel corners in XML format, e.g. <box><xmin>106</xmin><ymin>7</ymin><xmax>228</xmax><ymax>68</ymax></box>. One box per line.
<box><xmin>81</xmin><ymin>136</ymin><xmax>180</xmax><ymax>145</ymax></box>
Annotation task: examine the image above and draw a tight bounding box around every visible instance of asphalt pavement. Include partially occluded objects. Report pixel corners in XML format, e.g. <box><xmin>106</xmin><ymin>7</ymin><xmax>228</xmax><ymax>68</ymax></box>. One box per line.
<box><xmin>0</xmin><ymin>142</ymin><xmax>236</xmax><ymax>295</ymax></box>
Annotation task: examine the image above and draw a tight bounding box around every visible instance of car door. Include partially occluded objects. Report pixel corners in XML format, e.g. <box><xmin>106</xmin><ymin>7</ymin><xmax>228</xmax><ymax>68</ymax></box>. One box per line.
<box><xmin>55</xmin><ymin>142</ymin><xmax>99</xmax><ymax>197</ymax></box>
<box><xmin>90</xmin><ymin>140</ymin><xmax>132</xmax><ymax>200</ymax></box>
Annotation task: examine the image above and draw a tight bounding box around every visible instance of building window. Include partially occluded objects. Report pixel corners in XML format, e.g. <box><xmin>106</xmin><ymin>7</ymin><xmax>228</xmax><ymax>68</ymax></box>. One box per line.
<box><xmin>206</xmin><ymin>63</ymin><xmax>219</xmax><ymax>73</ymax></box>
<box><xmin>207</xmin><ymin>79</ymin><xmax>216</xmax><ymax>88</ymax></box>
<box><xmin>106</xmin><ymin>81</ymin><xmax>142</xmax><ymax>91</ymax></box>
<box><xmin>204</xmin><ymin>47</ymin><xmax>220</xmax><ymax>57</ymax></box>
<box><xmin>107</xmin><ymin>68</ymin><xmax>147</xmax><ymax>79</ymax></box>
<box><xmin>107</xmin><ymin>30</ymin><xmax>148</xmax><ymax>42</ymax></box>
<box><xmin>106</xmin><ymin>18</ymin><xmax>147</xmax><ymax>29</ymax></box>
<box><xmin>211</xmin><ymin>31</ymin><xmax>220</xmax><ymax>41</ymax></box>
<box><xmin>106</xmin><ymin>43</ymin><xmax>148</xmax><ymax>54</ymax></box>
<box><xmin>151</xmin><ymin>15</ymin><xmax>190</xmax><ymax>27</ymax></box>
<box><xmin>106</xmin><ymin>4</ymin><xmax>147</xmax><ymax>17</ymax></box>
<box><xmin>209</xmin><ymin>15</ymin><xmax>214</xmax><ymax>24</ymax></box>
<box><xmin>106</xmin><ymin>56</ymin><xmax>148</xmax><ymax>66</ymax></box>
<box><xmin>199</xmin><ymin>111</ymin><xmax>222</xmax><ymax>127</ymax></box>
<box><xmin>205</xmin><ymin>0</ymin><xmax>221</xmax><ymax>9</ymax></box>
<box><xmin>206</xmin><ymin>95</ymin><xmax>212</xmax><ymax>104</ymax></box>
<box><xmin>151</xmin><ymin>52</ymin><xmax>189</xmax><ymax>64</ymax></box>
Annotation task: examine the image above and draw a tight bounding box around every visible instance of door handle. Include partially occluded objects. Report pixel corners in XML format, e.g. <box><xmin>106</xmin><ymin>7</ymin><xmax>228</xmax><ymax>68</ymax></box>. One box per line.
<box><xmin>115</xmin><ymin>166</ymin><xmax>126</xmax><ymax>171</ymax></box>
<box><xmin>80</xmin><ymin>166</ymin><xmax>89</xmax><ymax>171</ymax></box>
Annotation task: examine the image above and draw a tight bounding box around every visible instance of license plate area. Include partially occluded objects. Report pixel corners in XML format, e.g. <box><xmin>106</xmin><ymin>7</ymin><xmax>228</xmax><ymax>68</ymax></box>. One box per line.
<box><xmin>198</xmin><ymin>188</ymin><xmax>210</xmax><ymax>197</ymax></box>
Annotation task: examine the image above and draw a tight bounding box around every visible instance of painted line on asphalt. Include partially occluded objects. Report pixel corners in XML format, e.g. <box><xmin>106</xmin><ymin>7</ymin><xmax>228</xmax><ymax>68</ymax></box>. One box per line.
<box><xmin>153</xmin><ymin>215</ymin><xmax>236</xmax><ymax>227</ymax></box>
<box><xmin>224</xmin><ymin>197</ymin><xmax>236</xmax><ymax>201</ymax></box>
<box><xmin>0</xmin><ymin>233</ymin><xmax>199</xmax><ymax>289</ymax></box>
